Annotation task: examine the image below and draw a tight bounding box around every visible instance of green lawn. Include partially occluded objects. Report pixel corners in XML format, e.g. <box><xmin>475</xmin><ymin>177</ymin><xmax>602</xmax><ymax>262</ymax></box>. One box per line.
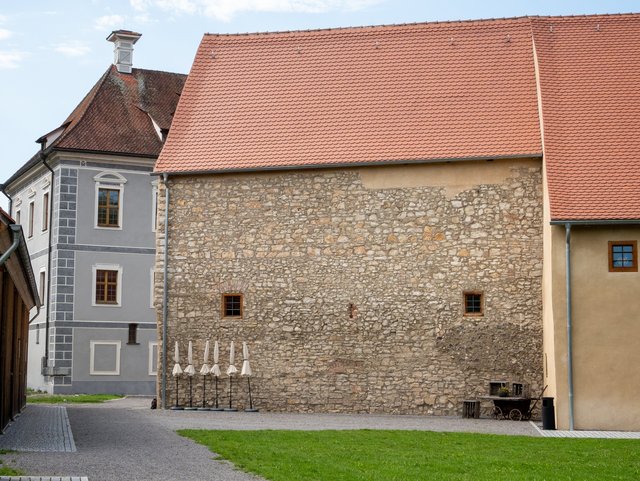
<box><xmin>27</xmin><ymin>393</ymin><xmax>123</xmax><ymax>404</ymax></box>
<box><xmin>179</xmin><ymin>429</ymin><xmax>640</xmax><ymax>481</ymax></box>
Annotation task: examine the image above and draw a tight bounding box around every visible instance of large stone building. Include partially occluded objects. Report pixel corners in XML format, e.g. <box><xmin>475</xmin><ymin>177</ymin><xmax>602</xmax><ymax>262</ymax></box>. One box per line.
<box><xmin>2</xmin><ymin>31</ymin><xmax>186</xmax><ymax>394</ymax></box>
<box><xmin>154</xmin><ymin>14</ymin><xmax>640</xmax><ymax>430</ymax></box>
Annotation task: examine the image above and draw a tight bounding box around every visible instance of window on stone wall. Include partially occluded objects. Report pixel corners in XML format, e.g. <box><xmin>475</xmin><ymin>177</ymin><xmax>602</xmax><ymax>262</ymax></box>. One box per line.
<box><xmin>222</xmin><ymin>294</ymin><xmax>243</xmax><ymax>318</ymax></box>
<box><xmin>39</xmin><ymin>270</ymin><xmax>46</xmax><ymax>307</ymax></box>
<box><xmin>463</xmin><ymin>291</ymin><xmax>483</xmax><ymax>316</ymax></box>
<box><xmin>97</xmin><ymin>188</ymin><xmax>121</xmax><ymax>227</ymax></box>
<box><xmin>609</xmin><ymin>241</ymin><xmax>637</xmax><ymax>272</ymax></box>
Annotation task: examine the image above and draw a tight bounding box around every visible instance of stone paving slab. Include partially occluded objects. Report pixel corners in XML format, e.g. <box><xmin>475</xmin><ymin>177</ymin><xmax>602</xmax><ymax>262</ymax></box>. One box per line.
<box><xmin>0</xmin><ymin>477</ymin><xmax>88</xmax><ymax>481</ymax></box>
<box><xmin>0</xmin><ymin>406</ymin><xmax>76</xmax><ymax>452</ymax></box>
<box><xmin>531</xmin><ymin>422</ymin><xmax>640</xmax><ymax>438</ymax></box>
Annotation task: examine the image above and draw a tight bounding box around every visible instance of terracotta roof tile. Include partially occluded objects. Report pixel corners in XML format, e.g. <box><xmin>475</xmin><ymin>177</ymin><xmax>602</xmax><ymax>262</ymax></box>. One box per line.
<box><xmin>533</xmin><ymin>14</ymin><xmax>640</xmax><ymax>221</ymax></box>
<box><xmin>156</xmin><ymin>19</ymin><xmax>542</xmax><ymax>173</ymax></box>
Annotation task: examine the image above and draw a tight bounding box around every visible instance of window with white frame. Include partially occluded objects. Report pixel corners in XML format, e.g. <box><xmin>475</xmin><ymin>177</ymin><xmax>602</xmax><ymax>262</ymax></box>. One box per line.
<box><xmin>94</xmin><ymin>171</ymin><xmax>127</xmax><ymax>229</ymax></box>
<box><xmin>151</xmin><ymin>180</ymin><xmax>159</xmax><ymax>232</ymax></box>
<box><xmin>90</xmin><ymin>340</ymin><xmax>121</xmax><ymax>375</ymax></box>
<box><xmin>42</xmin><ymin>192</ymin><xmax>49</xmax><ymax>232</ymax></box>
<box><xmin>148</xmin><ymin>341</ymin><xmax>159</xmax><ymax>376</ymax></box>
<box><xmin>149</xmin><ymin>269</ymin><xmax>156</xmax><ymax>308</ymax></box>
<box><xmin>39</xmin><ymin>269</ymin><xmax>46</xmax><ymax>307</ymax></box>
<box><xmin>28</xmin><ymin>201</ymin><xmax>34</xmax><ymax>238</ymax></box>
<box><xmin>92</xmin><ymin>264</ymin><xmax>123</xmax><ymax>307</ymax></box>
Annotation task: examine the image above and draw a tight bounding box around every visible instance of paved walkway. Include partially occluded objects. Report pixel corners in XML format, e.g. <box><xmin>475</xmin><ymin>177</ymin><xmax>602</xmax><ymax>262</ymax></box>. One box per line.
<box><xmin>4</xmin><ymin>397</ymin><xmax>639</xmax><ymax>480</ymax></box>
<box><xmin>0</xmin><ymin>406</ymin><xmax>75</xmax><ymax>452</ymax></box>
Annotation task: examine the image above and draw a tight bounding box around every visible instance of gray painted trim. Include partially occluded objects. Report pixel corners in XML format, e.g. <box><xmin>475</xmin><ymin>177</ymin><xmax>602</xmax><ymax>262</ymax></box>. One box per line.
<box><xmin>154</xmin><ymin>153</ymin><xmax>544</xmax><ymax>177</ymax></box>
<box><xmin>33</xmin><ymin>321</ymin><xmax>156</xmax><ymax>330</ymax></box>
<box><xmin>59</xmin><ymin>159</ymin><xmax>154</xmax><ymax>173</ymax></box>
<box><xmin>550</xmin><ymin>219</ymin><xmax>640</xmax><ymax>225</ymax></box>
<box><xmin>30</xmin><ymin>246</ymin><xmax>50</xmax><ymax>260</ymax></box>
<box><xmin>57</xmin><ymin>244</ymin><xmax>155</xmax><ymax>255</ymax></box>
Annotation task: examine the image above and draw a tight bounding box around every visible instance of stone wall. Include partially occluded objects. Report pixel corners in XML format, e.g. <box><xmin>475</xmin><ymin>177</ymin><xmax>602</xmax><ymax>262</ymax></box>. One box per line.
<box><xmin>156</xmin><ymin>159</ymin><xmax>544</xmax><ymax>414</ymax></box>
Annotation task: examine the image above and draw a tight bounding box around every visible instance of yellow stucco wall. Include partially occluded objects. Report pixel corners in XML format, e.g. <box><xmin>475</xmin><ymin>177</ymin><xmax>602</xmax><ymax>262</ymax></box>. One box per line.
<box><xmin>549</xmin><ymin>224</ymin><xmax>640</xmax><ymax>430</ymax></box>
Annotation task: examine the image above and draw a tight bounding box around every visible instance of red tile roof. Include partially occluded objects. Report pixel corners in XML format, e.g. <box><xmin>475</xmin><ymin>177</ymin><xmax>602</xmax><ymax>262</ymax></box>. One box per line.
<box><xmin>156</xmin><ymin>18</ymin><xmax>542</xmax><ymax>174</ymax></box>
<box><xmin>54</xmin><ymin>65</ymin><xmax>186</xmax><ymax>157</ymax></box>
<box><xmin>532</xmin><ymin>14</ymin><xmax>640</xmax><ymax>221</ymax></box>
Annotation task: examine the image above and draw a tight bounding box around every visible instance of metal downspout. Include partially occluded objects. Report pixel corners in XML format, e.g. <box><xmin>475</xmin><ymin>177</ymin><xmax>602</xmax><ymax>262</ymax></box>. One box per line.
<box><xmin>161</xmin><ymin>173</ymin><xmax>170</xmax><ymax>408</ymax></box>
<box><xmin>0</xmin><ymin>225</ymin><xmax>23</xmax><ymax>266</ymax></box>
<box><xmin>42</xmin><ymin>155</ymin><xmax>55</xmax><ymax>367</ymax></box>
<box><xmin>565</xmin><ymin>223</ymin><xmax>575</xmax><ymax>430</ymax></box>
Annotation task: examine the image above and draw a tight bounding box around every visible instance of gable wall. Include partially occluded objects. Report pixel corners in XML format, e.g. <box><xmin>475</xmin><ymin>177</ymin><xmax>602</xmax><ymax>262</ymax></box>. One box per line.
<box><xmin>158</xmin><ymin>158</ymin><xmax>543</xmax><ymax>413</ymax></box>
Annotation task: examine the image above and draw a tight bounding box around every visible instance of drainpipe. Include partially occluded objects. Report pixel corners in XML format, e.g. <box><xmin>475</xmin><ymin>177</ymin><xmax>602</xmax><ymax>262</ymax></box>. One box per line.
<box><xmin>161</xmin><ymin>173</ymin><xmax>170</xmax><ymax>409</ymax></box>
<box><xmin>0</xmin><ymin>225</ymin><xmax>22</xmax><ymax>266</ymax></box>
<box><xmin>41</xmin><ymin>154</ymin><xmax>55</xmax><ymax>368</ymax></box>
<box><xmin>565</xmin><ymin>223</ymin><xmax>575</xmax><ymax>430</ymax></box>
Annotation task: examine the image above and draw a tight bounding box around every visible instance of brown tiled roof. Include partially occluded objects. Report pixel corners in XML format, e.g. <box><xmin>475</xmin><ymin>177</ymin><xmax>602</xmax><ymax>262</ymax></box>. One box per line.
<box><xmin>55</xmin><ymin>65</ymin><xmax>186</xmax><ymax>156</ymax></box>
<box><xmin>156</xmin><ymin>18</ymin><xmax>543</xmax><ymax>174</ymax></box>
<box><xmin>532</xmin><ymin>14</ymin><xmax>640</xmax><ymax>221</ymax></box>
<box><xmin>4</xmin><ymin>65</ymin><xmax>186</xmax><ymax>188</ymax></box>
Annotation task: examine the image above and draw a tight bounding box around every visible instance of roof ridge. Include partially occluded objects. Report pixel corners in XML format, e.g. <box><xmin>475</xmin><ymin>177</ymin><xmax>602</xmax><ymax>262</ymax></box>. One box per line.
<box><xmin>204</xmin><ymin>16</ymin><xmax>532</xmax><ymax>38</ymax></box>
<box><xmin>203</xmin><ymin>12</ymin><xmax>640</xmax><ymax>38</ymax></box>
<box><xmin>52</xmin><ymin>65</ymin><xmax>113</xmax><ymax>149</ymax></box>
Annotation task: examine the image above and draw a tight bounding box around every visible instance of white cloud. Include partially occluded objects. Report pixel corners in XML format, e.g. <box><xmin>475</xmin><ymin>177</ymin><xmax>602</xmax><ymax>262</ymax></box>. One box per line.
<box><xmin>53</xmin><ymin>42</ymin><xmax>91</xmax><ymax>57</ymax></box>
<box><xmin>94</xmin><ymin>14</ymin><xmax>126</xmax><ymax>31</ymax></box>
<box><xmin>137</xmin><ymin>0</ymin><xmax>381</xmax><ymax>21</ymax></box>
<box><xmin>0</xmin><ymin>50</ymin><xmax>26</xmax><ymax>69</ymax></box>
<box><xmin>0</xmin><ymin>28</ymin><xmax>11</xmax><ymax>40</ymax></box>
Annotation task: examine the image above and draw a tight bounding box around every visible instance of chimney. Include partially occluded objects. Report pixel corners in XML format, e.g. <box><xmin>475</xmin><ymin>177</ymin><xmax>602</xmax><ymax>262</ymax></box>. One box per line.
<box><xmin>106</xmin><ymin>30</ymin><xmax>142</xmax><ymax>74</ymax></box>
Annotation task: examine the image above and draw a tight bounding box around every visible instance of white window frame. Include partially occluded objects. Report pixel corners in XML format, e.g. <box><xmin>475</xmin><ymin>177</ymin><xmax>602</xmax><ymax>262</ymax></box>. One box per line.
<box><xmin>149</xmin><ymin>268</ymin><xmax>155</xmax><ymax>309</ymax></box>
<box><xmin>93</xmin><ymin>171</ymin><xmax>127</xmax><ymax>230</ymax></box>
<box><xmin>39</xmin><ymin>268</ymin><xmax>46</xmax><ymax>307</ymax></box>
<box><xmin>90</xmin><ymin>340</ymin><xmax>121</xmax><ymax>376</ymax></box>
<box><xmin>151</xmin><ymin>180</ymin><xmax>159</xmax><ymax>232</ymax></box>
<box><xmin>148</xmin><ymin>341</ymin><xmax>159</xmax><ymax>376</ymax></box>
<box><xmin>28</xmin><ymin>201</ymin><xmax>35</xmax><ymax>238</ymax></box>
<box><xmin>92</xmin><ymin>264</ymin><xmax>123</xmax><ymax>307</ymax></box>
<box><xmin>41</xmin><ymin>190</ymin><xmax>50</xmax><ymax>232</ymax></box>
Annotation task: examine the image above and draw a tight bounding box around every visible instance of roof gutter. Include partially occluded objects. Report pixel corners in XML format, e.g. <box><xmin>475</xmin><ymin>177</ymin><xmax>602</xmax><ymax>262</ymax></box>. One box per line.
<box><xmin>152</xmin><ymin>153</ymin><xmax>544</xmax><ymax>178</ymax></box>
<box><xmin>551</xmin><ymin>219</ymin><xmax>640</xmax><ymax>226</ymax></box>
<box><xmin>0</xmin><ymin>224</ymin><xmax>41</xmax><ymax>313</ymax></box>
<box><xmin>564</xmin><ymin>223</ymin><xmax>575</xmax><ymax>431</ymax></box>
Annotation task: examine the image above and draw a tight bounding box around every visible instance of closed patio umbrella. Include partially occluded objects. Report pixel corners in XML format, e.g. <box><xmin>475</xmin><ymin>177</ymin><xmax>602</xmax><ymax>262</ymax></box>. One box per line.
<box><xmin>199</xmin><ymin>340</ymin><xmax>211</xmax><ymax>410</ymax></box>
<box><xmin>171</xmin><ymin>341</ymin><xmax>183</xmax><ymax>410</ymax></box>
<box><xmin>184</xmin><ymin>340</ymin><xmax>196</xmax><ymax>409</ymax></box>
<box><xmin>226</xmin><ymin>341</ymin><xmax>238</xmax><ymax>411</ymax></box>
<box><xmin>211</xmin><ymin>340</ymin><xmax>222</xmax><ymax>410</ymax></box>
<box><xmin>241</xmin><ymin>342</ymin><xmax>257</xmax><ymax>412</ymax></box>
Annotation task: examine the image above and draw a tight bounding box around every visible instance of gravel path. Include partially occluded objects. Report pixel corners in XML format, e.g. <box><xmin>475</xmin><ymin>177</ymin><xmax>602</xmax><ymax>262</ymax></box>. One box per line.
<box><xmin>4</xmin><ymin>396</ymin><xmax>538</xmax><ymax>480</ymax></box>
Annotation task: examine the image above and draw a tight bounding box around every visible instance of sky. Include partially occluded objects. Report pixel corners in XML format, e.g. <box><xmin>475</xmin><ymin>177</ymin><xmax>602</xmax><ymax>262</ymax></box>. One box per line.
<box><xmin>0</xmin><ymin>0</ymin><xmax>638</xmax><ymax>210</ymax></box>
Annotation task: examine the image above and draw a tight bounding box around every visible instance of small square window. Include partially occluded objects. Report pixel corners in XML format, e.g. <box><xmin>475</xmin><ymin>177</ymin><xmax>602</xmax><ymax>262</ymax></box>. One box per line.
<box><xmin>463</xmin><ymin>291</ymin><xmax>484</xmax><ymax>316</ymax></box>
<box><xmin>222</xmin><ymin>294</ymin><xmax>243</xmax><ymax>318</ymax></box>
<box><xmin>609</xmin><ymin>241</ymin><xmax>637</xmax><ymax>272</ymax></box>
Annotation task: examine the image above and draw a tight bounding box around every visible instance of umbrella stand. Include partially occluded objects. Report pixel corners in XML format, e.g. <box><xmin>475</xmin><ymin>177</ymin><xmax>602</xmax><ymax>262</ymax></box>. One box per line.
<box><xmin>198</xmin><ymin>375</ymin><xmax>210</xmax><ymax>411</ymax></box>
<box><xmin>212</xmin><ymin>376</ymin><xmax>223</xmax><ymax>411</ymax></box>
<box><xmin>185</xmin><ymin>376</ymin><xmax>197</xmax><ymax>410</ymax></box>
<box><xmin>225</xmin><ymin>375</ymin><xmax>237</xmax><ymax>411</ymax></box>
<box><xmin>245</xmin><ymin>377</ymin><xmax>259</xmax><ymax>412</ymax></box>
<box><xmin>171</xmin><ymin>376</ymin><xmax>183</xmax><ymax>410</ymax></box>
